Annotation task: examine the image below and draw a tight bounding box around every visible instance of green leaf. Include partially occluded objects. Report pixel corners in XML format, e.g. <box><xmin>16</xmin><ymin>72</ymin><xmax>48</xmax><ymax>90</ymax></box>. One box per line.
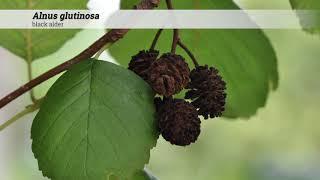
<box><xmin>131</xmin><ymin>169</ymin><xmax>158</xmax><ymax>180</ymax></box>
<box><xmin>31</xmin><ymin>59</ymin><xmax>158</xmax><ymax>180</ymax></box>
<box><xmin>0</xmin><ymin>0</ymin><xmax>87</xmax><ymax>62</ymax></box>
<box><xmin>290</xmin><ymin>0</ymin><xmax>320</xmax><ymax>9</ymax></box>
<box><xmin>289</xmin><ymin>0</ymin><xmax>320</xmax><ymax>35</ymax></box>
<box><xmin>110</xmin><ymin>0</ymin><xmax>279</xmax><ymax>118</ymax></box>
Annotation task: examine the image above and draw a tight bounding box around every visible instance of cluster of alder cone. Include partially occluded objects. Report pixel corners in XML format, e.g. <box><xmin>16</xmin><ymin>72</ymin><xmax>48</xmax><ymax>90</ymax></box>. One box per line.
<box><xmin>128</xmin><ymin>30</ymin><xmax>227</xmax><ymax>146</ymax></box>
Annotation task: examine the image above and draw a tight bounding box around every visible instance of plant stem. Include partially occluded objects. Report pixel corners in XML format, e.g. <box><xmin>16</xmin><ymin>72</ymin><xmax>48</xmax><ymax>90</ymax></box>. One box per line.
<box><xmin>0</xmin><ymin>99</ymin><xmax>42</xmax><ymax>132</ymax></box>
<box><xmin>27</xmin><ymin>62</ymin><xmax>37</xmax><ymax>103</ymax></box>
<box><xmin>165</xmin><ymin>0</ymin><xmax>179</xmax><ymax>54</ymax></box>
<box><xmin>94</xmin><ymin>43</ymin><xmax>112</xmax><ymax>59</ymax></box>
<box><xmin>150</xmin><ymin>29</ymin><xmax>163</xmax><ymax>50</ymax></box>
<box><xmin>0</xmin><ymin>0</ymin><xmax>161</xmax><ymax>110</ymax></box>
<box><xmin>171</xmin><ymin>29</ymin><xmax>179</xmax><ymax>54</ymax></box>
<box><xmin>178</xmin><ymin>40</ymin><xmax>199</xmax><ymax>67</ymax></box>
<box><xmin>25</xmin><ymin>27</ymin><xmax>37</xmax><ymax>103</ymax></box>
<box><xmin>165</xmin><ymin>0</ymin><xmax>173</xmax><ymax>9</ymax></box>
<box><xmin>0</xmin><ymin>30</ymin><xmax>121</xmax><ymax>109</ymax></box>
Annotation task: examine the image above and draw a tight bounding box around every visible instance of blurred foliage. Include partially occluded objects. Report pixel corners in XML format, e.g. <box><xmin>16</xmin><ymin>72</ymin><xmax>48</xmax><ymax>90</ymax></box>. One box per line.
<box><xmin>2</xmin><ymin>0</ymin><xmax>320</xmax><ymax>180</ymax></box>
<box><xmin>144</xmin><ymin>0</ymin><xmax>320</xmax><ymax>179</ymax></box>
<box><xmin>146</xmin><ymin>28</ymin><xmax>320</xmax><ymax>180</ymax></box>
<box><xmin>289</xmin><ymin>0</ymin><xmax>320</xmax><ymax>35</ymax></box>
<box><xmin>0</xmin><ymin>0</ymin><xmax>87</xmax><ymax>62</ymax></box>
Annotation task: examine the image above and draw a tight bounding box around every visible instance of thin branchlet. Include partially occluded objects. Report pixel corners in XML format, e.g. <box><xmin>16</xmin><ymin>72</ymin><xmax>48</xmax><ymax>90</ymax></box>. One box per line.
<box><xmin>150</xmin><ymin>29</ymin><xmax>163</xmax><ymax>50</ymax></box>
<box><xmin>165</xmin><ymin>0</ymin><xmax>180</xmax><ymax>54</ymax></box>
<box><xmin>177</xmin><ymin>40</ymin><xmax>199</xmax><ymax>67</ymax></box>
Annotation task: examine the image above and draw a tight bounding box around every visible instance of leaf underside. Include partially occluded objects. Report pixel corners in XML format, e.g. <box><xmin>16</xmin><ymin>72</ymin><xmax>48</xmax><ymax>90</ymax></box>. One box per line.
<box><xmin>0</xmin><ymin>0</ymin><xmax>87</xmax><ymax>61</ymax></box>
<box><xmin>289</xmin><ymin>0</ymin><xmax>320</xmax><ymax>35</ymax></box>
<box><xmin>31</xmin><ymin>60</ymin><xmax>158</xmax><ymax>180</ymax></box>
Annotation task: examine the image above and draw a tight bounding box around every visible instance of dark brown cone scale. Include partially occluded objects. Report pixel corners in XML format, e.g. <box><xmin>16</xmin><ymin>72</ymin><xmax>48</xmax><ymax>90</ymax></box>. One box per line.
<box><xmin>185</xmin><ymin>65</ymin><xmax>227</xmax><ymax>119</ymax></box>
<box><xmin>148</xmin><ymin>53</ymin><xmax>190</xmax><ymax>97</ymax></box>
<box><xmin>128</xmin><ymin>50</ymin><xmax>159</xmax><ymax>81</ymax></box>
<box><xmin>156</xmin><ymin>98</ymin><xmax>201</xmax><ymax>146</ymax></box>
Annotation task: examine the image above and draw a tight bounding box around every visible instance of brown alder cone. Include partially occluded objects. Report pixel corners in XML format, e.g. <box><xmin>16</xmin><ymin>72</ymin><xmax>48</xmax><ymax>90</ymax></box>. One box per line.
<box><xmin>185</xmin><ymin>65</ymin><xmax>227</xmax><ymax>119</ymax></box>
<box><xmin>148</xmin><ymin>53</ymin><xmax>190</xmax><ymax>97</ymax></box>
<box><xmin>128</xmin><ymin>50</ymin><xmax>159</xmax><ymax>80</ymax></box>
<box><xmin>155</xmin><ymin>97</ymin><xmax>201</xmax><ymax>146</ymax></box>
<box><xmin>135</xmin><ymin>0</ymin><xmax>160</xmax><ymax>9</ymax></box>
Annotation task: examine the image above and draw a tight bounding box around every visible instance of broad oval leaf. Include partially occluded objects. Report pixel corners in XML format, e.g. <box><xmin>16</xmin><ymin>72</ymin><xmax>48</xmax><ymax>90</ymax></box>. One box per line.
<box><xmin>31</xmin><ymin>60</ymin><xmax>158</xmax><ymax>179</ymax></box>
<box><xmin>110</xmin><ymin>0</ymin><xmax>279</xmax><ymax>118</ymax></box>
<box><xmin>0</xmin><ymin>0</ymin><xmax>87</xmax><ymax>61</ymax></box>
<box><xmin>289</xmin><ymin>0</ymin><xmax>320</xmax><ymax>35</ymax></box>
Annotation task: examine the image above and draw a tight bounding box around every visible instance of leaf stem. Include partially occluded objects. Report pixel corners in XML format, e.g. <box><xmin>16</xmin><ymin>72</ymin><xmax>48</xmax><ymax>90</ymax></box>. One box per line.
<box><xmin>0</xmin><ymin>0</ymin><xmax>161</xmax><ymax>109</ymax></box>
<box><xmin>178</xmin><ymin>40</ymin><xmax>199</xmax><ymax>67</ymax></box>
<box><xmin>150</xmin><ymin>29</ymin><xmax>163</xmax><ymax>50</ymax></box>
<box><xmin>94</xmin><ymin>43</ymin><xmax>112</xmax><ymax>59</ymax></box>
<box><xmin>27</xmin><ymin>62</ymin><xmax>38</xmax><ymax>103</ymax></box>
<box><xmin>0</xmin><ymin>99</ymin><xmax>42</xmax><ymax>132</ymax></box>
<box><xmin>25</xmin><ymin>27</ymin><xmax>38</xmax><ymax>103</ymax></box>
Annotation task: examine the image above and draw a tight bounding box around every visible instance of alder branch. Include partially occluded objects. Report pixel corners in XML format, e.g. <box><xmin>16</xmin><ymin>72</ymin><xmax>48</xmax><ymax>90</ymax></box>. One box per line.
<box><xmin>0</xmin><ymin>0</ymin><xmax>160</xmax><ymax>109</ymax></box>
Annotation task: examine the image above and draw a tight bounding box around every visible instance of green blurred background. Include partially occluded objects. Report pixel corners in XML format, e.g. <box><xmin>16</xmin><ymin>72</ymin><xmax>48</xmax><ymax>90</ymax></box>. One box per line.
<box><xmin>1</xmin><ymin>0</ymin><xmax>320</xmax><ymax>179</ymax></box>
